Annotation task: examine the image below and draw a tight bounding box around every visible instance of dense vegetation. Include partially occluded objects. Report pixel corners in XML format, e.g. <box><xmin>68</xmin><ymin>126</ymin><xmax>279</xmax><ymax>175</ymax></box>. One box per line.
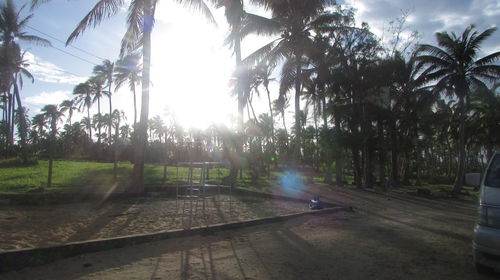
<box><xmin>1</xmin><ymin>0</ymin><xmax>499</xmax><ymax>195</ymax></box>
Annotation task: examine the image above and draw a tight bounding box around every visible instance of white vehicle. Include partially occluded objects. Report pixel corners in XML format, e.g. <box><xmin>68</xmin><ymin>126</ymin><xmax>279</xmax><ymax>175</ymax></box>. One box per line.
<box><xmin>467</xmin><ymin>152</ymin><xmax>500</xmax><ymax>273</ymax></box>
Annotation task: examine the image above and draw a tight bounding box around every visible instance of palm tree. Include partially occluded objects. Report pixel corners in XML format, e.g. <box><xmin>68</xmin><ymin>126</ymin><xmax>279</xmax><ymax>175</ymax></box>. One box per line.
<box><xmin>59</xmin><ymin>98</ymin><xmax>78</xmax><ymax>126</ymax></box>
<box><xmin>5</xmin><ymin>45</ymin><xmax>34</xmax><ymax>158</ymax></box>
<box><xmin>81</xmin><ymin>116</ymin><xmax>92</xmax><ymax>141</ymax></box>
<box><xmin>114</xmin><ymin>52</ymin><xmax>141</xmax><ymax>125</ymax></box>
<box><xmin>88</xmin><ymin>76</ymin><xmax>106</xmax><ymax>145</ymax></box>
<box><xmin>93</xmin><ymin>59</ymin><xmax>115</xmax><ymax>144</ymax></box>
<box><xmin>240</xmin><ymin>0</ymin><xmax>337</xmax><ymax>162</ymax></box>
<box><xmin>73</xmin><ymin>81</ymin><xmax>93</xmax><ymax>142</ymax></box>
<box><xmin>30</xmin><ymin>113</ymin><xmax>46</xmax><ymax>145</ymax></box>
<box><xmin>416</xmin><ymin>25</ymin><xmax>500</xmax><ymax>195</ymax></box>
<box><xmin>1</xmin><ymin>0</ymin><xmax>50</xmax><ymax>149</ymax></box>
<box><xmin>41</xmin><ymin>104</ymin><xmax>64</xmax><ymax>189</ymax></box>
<box><xmin>31</xmin><ymin>0</ymin><xmax>216</xmax><ymax>192</ymax></box>
<box><xmin>111</xmin><ymin>109</ymin><xmax>125</xmax><ymax>179</ymax></box>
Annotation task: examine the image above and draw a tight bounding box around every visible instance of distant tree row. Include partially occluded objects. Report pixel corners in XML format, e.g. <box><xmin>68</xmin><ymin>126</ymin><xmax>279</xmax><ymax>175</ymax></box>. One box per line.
<box><xmin>1</xmin><ymin>0</ymin><xmax>498</xmax><ymax>195</ymax></box>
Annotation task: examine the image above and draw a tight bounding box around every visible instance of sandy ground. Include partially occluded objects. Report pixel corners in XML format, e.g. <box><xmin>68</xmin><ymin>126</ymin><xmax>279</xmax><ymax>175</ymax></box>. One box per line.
<box><xmin>0</xmin><ymin>195</ymin><xmax>308</xmax><ymax>251</ymax></box>
<box><xmin>2</xmin><ymin>185</ymin><xmax>499</xmax><ymax>279</ymax></box>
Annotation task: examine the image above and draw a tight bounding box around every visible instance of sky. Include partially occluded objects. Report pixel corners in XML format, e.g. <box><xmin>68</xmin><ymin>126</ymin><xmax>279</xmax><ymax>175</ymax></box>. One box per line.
<box><xmin>15</xmin><ymin>0</ymin><xmax>500</xmax><ymax>130</ymax></box>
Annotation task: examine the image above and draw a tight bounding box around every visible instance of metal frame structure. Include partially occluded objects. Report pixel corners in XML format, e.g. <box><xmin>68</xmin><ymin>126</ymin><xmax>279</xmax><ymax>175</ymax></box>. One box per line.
<box><xmin>175</xmin><ymin>162</ymin><xmax>231</xmax><ymax>228</ymax></box>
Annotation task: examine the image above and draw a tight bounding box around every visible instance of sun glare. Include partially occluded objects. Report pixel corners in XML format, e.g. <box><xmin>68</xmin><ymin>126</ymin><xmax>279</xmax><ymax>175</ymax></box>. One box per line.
<box><xmin>148</xmin><ymin>2</ymin><xmax>235</xmax><ymax>129</ymax></box>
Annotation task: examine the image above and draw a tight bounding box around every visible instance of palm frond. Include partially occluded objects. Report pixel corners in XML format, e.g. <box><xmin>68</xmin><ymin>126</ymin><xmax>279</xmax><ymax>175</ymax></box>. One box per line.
<box><xmin>417</xmin><ymin>44</ymin><xmax>454</xmax><ymax>64</ymax></box>
<box><xmin>470</xmin><ymin>65</ymin><xmax>500</xmax><ymax>78</ymax></box>
<box><xmin>470</xmin><ymin>27</ymin><xmax>497</xmax><ymax>52</ymax></box>
<box><xmin>66</xmin><ymin>0</ymin><xmax>125</xmax><ymax>45</ymax></box>
<box><xmin>473</xmin><ymin>51</ymin><xmax>500</xmax><ymax>67</ymax></box>
<box><xmin>239</xmin><ymin>13</ymin><xmax>281</xmax><ymax>39</ymax></box>
<box><xmin>120</xmin><ymin>0</ymin><xmax>143</xmax><ymax>56</ymax></box>
<box><xmin>175</xmin><ymin>0</ymin><xmax>217</xmax><ymax>26</ymax></box>
<box><xmin>30</xmin><ymin>0</ymin><xmax>51</xmax><ymax>11</ymax></box>
<box><xmin>242</xmin><ymin>38</ymin><xmax>280</xmax><ymax>66</ymax></box>
<box><xmin>308</xmin><ymin>12</ymin><xmax>341</xmax><ymax>29</ymax></box>
<box><xmin>16</xmin><ymin>34</ymin><xmax>51</xmax><ymax>46</ymax></box>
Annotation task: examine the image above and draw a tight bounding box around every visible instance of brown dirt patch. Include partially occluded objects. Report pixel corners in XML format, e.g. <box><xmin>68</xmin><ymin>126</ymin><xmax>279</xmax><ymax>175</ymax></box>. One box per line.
<box><xmin>0</xmin><ymin>195</ymin><xmax>310</xmax><ymax>251</ymax></box>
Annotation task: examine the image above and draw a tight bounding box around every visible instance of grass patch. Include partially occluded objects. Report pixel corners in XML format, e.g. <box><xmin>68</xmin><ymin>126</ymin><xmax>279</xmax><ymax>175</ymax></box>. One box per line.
<box><xmin>0</xmin><ymin>160</ymin><xmax>285</xmax><ymax>194</ymax></box>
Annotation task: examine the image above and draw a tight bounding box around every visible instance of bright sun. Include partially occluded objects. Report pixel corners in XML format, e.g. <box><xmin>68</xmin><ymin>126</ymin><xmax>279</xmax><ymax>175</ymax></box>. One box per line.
<box><xmin>149</xmin><ymin>2</ymin><xmax>236</xmax><ymax>129</ymax></box>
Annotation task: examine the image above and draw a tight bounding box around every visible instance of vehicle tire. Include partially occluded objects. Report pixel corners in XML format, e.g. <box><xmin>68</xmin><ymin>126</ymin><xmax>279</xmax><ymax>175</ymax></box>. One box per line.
<box><xmin>475</xmin><ymin>262</ymin><xmax>492</xmax><ymax>274</ymax></box>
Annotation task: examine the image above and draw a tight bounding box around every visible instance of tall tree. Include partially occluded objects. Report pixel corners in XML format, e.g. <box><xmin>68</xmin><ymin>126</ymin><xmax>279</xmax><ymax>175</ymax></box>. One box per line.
<box><xmin>114</xmin><ymin>52</ymin><xmax>141</xmax><ymax>125</ymax></box>
<box><xmin>59</xmin><ymin>98</ymin><xmax>78</xmax><ymax>126</ymax></box>
<box><xmin>240</xmin><ymin>0</ymin><xmax>337</xmax><ymax>162</ymax></box>
<box><xmin>41</xmin><ymin>104</ymin><xmax>64</xmax><ymax>189</ymax></box>
<box><xmin>73</xmin><ymin>81</ymin><xmax>93</xmax><ymax>142</ymax></box>
<box><xmin>0</xmin><ymin>0</ymin><xmax>49</xmax><ymax>151</ymax></box>
<box><xmin>88</xmin><ymin>76</ymin><xmax>106</xmax><ymax>146</ymax></box>
<box><xmin>417</xmin><ymin>25</ymin><xmax>500</xmax><ymax>195</ymax></box>
<box><xmin>32</xmin><ymin>0</ymin><xmax>216</xmax><ymax>192</ymax></box>
<box><xmin>93</xmin><ymin>59</ymin><xmax>115</xmax><ymax>144</ymax></box>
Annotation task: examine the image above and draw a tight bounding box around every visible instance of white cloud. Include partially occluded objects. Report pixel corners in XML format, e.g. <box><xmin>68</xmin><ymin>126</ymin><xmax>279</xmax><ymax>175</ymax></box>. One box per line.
<box><xmin>24</xmin><ymin>90</ymin><xmax>71</xmax><ymax>107</ymax></box>
<box><xmin>24</xmin><ymin>52</ymin><xmax>86</xmax><ymax>85</ymax></box>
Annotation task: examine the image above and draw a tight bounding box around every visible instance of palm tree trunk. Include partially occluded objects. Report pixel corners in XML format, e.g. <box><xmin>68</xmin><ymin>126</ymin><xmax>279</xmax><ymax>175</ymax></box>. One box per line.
<box><xmin>132</xmin><ymin>82</ymin><xmax>137</xmax><ymax>125</ymax></box>
<box><xmin>131</xmin><ymin>1</ymin><xmax>152</xmax><ymax>193</ymax></box>
<box><xmin>97</xmin><ymin>97</ymin><xmax>101</xmax><ymax>145</ymax></box>
<box><xmin>377</xmin><ymin>119</ymin><xmax>386</xmax><ymax>189</ymax></box>
<box><xmin>113</xmin><ymin>118</ymin><xmax>119</xmax><ymax>180</ymax></box>
<box><xmin>87</xmin><ymin>107</ymin><xmax>92</xmax><ymax>142</ymax></box>
<box><xmin>294</xmin><ymin>55</ymin><xmax>302</xmax><ymax>163</ymax></box>
<box><xmin>47</xmin><ymin>121</ymin><xmax>56</xmax><ymax>189</ymax></box>
<box><xmin>452</xmin><ymin>96</ymin><xmax>466</xmax><ymax>195</ymax></box>
<box><xmin>108</xmin><ymin>85</ymin><xmax>112</xmax><ymax>145</ymax></box>
<box><xmin>265</xmin><ymin>84</ymin><xmax>275</xmax><ymax>145</ymax></box>
<box><xmin>334</xmin><ymin>110</ymin><xmax>343</xmax><ymax>186</ymax></box>
<box><xmin>227</xmin><ymin>33</ymin><xmax>243</xmax><ymax>184</ymax></box>
<box><xmin>351</xmin><ymin>146</ymin><xmax>362</xmax><ymax>188</ymax></box>
<box><xmin>321</xmin><ymin>94</ymin><xmax>328</xmax><ymax>128</ymax></box>
<box><xmin>390</xmin><ymin>118</ymin><xmax>399</xmax><ymax>185</ymax></box>
<box><xmin>13</xmin><ymin>82</ymin><xmax>28</xmax><ymax>162</ymax></box>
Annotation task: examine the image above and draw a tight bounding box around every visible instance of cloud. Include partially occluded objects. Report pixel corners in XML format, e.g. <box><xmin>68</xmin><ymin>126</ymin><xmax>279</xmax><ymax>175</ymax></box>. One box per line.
<box><xmin>342</xmin><ymin>0</ymin><xmax>500</xmax><ymax>56</ymax></box>
<box><xmin>24</xmin><ymin>52</ymin><xmax>86</xmax><ymax>85</ymax></box>
<box><xmin>24</xmin><ymin>90</ymin><xmax>71</xmax><ymax>107</ymax></box>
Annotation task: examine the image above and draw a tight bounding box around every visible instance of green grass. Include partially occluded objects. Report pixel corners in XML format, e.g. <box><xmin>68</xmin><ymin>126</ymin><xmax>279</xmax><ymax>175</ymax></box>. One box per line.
<box><xmin>0</xmin><ymin>159</ymin><xmax>285</xmax><ymax>194</ymax></box>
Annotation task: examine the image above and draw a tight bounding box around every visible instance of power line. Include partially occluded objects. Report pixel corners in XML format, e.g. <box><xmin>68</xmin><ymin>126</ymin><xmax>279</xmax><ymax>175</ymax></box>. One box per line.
<box><xmin>49</xmin><ymin>44</ymin><xmax>99</xmax><ymax>66</ymax></box>
<box><xmin>28</xmin><ymin>62</ymin><xmax>85</xmax><ymax>80</ymax></box>
<box><xmin>26</xmin><ymin>25</ymin><xmax>106</xmax><ymax>62</ymax></box>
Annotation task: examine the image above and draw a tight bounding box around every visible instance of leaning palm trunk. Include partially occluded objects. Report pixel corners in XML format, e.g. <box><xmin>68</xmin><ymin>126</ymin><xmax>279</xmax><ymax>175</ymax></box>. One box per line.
<box><xmin>130</xmin><ymin>4</ymin><xmax>152</xmax><ymax>193</ymax></box>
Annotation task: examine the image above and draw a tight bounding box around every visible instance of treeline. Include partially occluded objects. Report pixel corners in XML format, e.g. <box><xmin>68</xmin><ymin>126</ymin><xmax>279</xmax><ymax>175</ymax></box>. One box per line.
<box><xmin>1</xmin><ymin>0</ymin><xmax>499</xmax><ymax>194</ymax></box>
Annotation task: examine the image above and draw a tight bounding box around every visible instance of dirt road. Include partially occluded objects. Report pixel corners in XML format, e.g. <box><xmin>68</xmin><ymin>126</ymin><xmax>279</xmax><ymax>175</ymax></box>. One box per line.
<box><xmin>2</xmin><ymin>185</ymin><xmax>497</xmax><ymax>279</ymax></box>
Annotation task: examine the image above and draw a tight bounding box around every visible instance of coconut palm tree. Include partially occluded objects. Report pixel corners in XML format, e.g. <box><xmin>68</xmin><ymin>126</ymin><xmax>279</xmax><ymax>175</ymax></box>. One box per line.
<box><xmin>240</xmin><ymin>0</ymin><xmax>337</xmax><ymax>162</ymax></box>
<box><xmin>93</xmin><ymin>59</ymin><xmax>115</xmax><ymax>144</ymax></box>
<box><xmin>88</xmin><ymin>76</ymin><xmax>106</xmax><ymax>145</ymax></box>
<box><xmin>6</xmin><ymin>45</ymin><xmax>34</xmax><ymax>158</ymax></box>
<box><xmin>30</xmin><ymin>113</ymin><xmax>46</xmax><ymax>145</ymax></box>
<box><xmin>31</xmin><ymin>0</ymin><xmax>216</xmax><ymax>192</ymax></box>
<box><xmin>73</xmin><ymin>81</ymin><xmax>93</xmax><ymax>142</ymax></box>
<box><xmin>59</xmin><ymin>98</ymin><xmax>78</xmax><ymax>126</ymax></box>
<box><xmin>416</xmin><ymin>25</ymin><xmax>500</xmax><ymax>195</ymax></box>
<box><xmin>41</xmin><ymin>104</ymin><xmax>64</xmax><ymax>189</ymax></box>
<box><xmin>114</xmin><ymin>52</ymin><xmax>141</xmax><ymax>125</ymax></box>
<box><xmin>1</xmin><ymin>0</ymin><xmax>50</xmax><ymax>148</ymax></box>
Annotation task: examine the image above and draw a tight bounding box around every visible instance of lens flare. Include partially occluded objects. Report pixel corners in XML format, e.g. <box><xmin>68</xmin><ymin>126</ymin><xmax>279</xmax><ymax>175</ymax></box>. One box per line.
<box><xmin>279</xmin><ymin>170</ymin><xmax>304</xmax><ymax>196</ymax></box>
